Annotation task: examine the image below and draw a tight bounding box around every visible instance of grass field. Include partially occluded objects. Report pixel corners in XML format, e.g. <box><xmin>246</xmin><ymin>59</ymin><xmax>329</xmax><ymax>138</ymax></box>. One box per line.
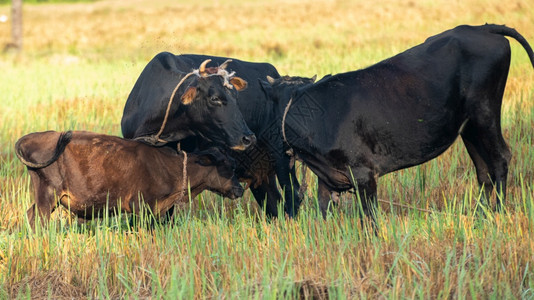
<box><xmin>1</xmin><ymin>0</ymin><xmax>534</xmax><ymax>298</ymax></box>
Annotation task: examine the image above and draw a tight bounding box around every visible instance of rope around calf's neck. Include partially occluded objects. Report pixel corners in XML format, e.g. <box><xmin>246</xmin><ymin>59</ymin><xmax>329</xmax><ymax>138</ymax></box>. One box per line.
<box><xmin>177</xmin><ymin>150</ymin><xmax>188</xmax><ymax>203</ymax></box>
<box><xmin>171</xmin><ymin>150</ymin><xmax>188</xmax><ymax>222</ymax></box>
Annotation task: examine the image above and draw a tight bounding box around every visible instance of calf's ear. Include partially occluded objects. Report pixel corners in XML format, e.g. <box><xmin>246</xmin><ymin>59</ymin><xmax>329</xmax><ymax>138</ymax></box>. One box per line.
<box><xmin>181</xmin><ymin>87</ymin><xmax>197</xmax><ymax>105</ymax></box>
<box><xmin>196</xmin><ymin>153</ymin><xmax>221</xmax><ymax>166</ymax></box>
<box><xmin>196</xmin><ymin>148</ymin><xmax>226</xmax><ymax>166</ymax></box>
<box><xmin>230</xmin><ymin>77</ymin><xmax>248</xmax><ymax>91</ymax></box>
<box><xmin>196</xmin><ymin>154</ymin><xmax>214</xmax><ymax>166</ymax></box>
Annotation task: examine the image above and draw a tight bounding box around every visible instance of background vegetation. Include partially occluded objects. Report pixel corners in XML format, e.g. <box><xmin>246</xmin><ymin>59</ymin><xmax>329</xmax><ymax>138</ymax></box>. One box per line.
<box><xmin>0</xmin><ymin>0</ymin><xmax>533</xmax><ymax>298</ymax></box>
<box><xmin>0</xmin><ymin>0</ymin><xmax>94</xmax><ymax>4</ymax></box>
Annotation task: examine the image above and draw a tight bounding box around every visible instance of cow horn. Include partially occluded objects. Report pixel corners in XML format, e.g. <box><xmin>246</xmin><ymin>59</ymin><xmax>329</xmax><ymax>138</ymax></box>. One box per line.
<box><xmin>199</xmin><ymin>59</ymin><xmax>211</xmax><ymax>77</ymax></box>
<box><xmin>266</xmin><ymin>75</ymin><xmax>276</xmax><ymax>85</ymax></box>
<box><xmin>219</xmin><ymin>59</ymin><xmax>232</xmax><ymax>70</ymax></box>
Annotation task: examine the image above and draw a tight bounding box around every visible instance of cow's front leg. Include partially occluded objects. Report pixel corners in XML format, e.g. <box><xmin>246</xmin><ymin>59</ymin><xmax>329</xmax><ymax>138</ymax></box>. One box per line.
<box><xmin>26</xmin><ymin>172</ymin><xmax>57</xmax><ymax>230</ymax></box>
<box><xmin>250</xmin><ymin>176</ymin><xmax>282</xmax><ymax>218</ymax></box>
<box><xmin>317</xmin><ymin>178</ymin><xmax>340</xmax><ymax>218</ymax></box>
<box><xmin>274</xmin><ymin>154</ymin><xmax>302</xmax><ymax>217</ymax></box>
<box><xmin>350</xmin><ymin>168</ymin><xmax>379</xmax><ymax>229</ymax></box>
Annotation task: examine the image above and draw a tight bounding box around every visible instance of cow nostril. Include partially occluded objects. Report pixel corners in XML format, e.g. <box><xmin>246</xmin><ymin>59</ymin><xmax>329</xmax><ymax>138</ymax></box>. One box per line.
<box><xmin>242</xmin><ymin>134</ymin><xmax>256</xmax><ymax>147</ymax></box>
<box><xmin>232</xmin><ymin>186</ymin><xmax>244</xmax><ymax>198</ymax></box>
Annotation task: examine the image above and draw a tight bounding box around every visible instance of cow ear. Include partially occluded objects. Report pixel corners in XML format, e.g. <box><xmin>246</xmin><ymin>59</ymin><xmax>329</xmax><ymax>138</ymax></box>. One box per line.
<box><xmin>311</xmin><ymin>74</ymin><xmax>317</xmax><ymax>83</ymax></box>
<box><xmin>230</xmin><ymin>77</ymin><xmax>248</xmax><ymax>91</ymax></box>
<box><xmin>258</xmin><ymin>79</ymin><xmax>274</xmax><ymax>101</ymax></box>
<box><xmin>196</xmin><ymin>154</ymin><xmax>215</xmax><ymax>166</ymax></box>
<box><xmin>181</xmin><ymin>86</ymin><xmax>197</xmax><ymax>105</ymax></box>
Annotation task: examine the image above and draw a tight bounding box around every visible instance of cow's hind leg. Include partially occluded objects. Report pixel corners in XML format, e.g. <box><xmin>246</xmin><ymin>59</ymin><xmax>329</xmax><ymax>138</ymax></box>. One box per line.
<box><xmin>461</xmin><ymin>132</ymin><xmax>493</xmax><ymax>208</ymax></box>
<box><xmin>461</xmin><ymin>50</ymin><xmax>512</xmax><ymax>211</ymax></box>
<box><xmin>461</xmin><ymin>121</ymin><xmax>511</xmax><ymax>212</ymax></box>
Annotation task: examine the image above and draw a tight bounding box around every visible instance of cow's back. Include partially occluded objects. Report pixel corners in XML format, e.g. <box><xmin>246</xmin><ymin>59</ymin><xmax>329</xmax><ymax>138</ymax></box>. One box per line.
<box><xmin>121</xmin><ymin>52</ymin><xmax>190</xmax><ymax>139</ymax></box>
<box><xmin>60</xmin><ymin>131</ymin><xmax>178</xmax><ymax>192</ymax></box>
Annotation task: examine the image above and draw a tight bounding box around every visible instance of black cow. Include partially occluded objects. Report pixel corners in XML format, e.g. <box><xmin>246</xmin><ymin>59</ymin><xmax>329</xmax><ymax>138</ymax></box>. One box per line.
<box><xmin>122</xmin><ymin>53</ymin><xmax>314</xmax><ymax>217</ymax></box>
<box><xmin>121</xmin><ymin>53</ymin><xmax>255</xmax><ymax>151</ymax></box>
<box><xmin>265</xmin><ymin>24</ymin><xmax>534</xmax><ymax>218</ymax></box>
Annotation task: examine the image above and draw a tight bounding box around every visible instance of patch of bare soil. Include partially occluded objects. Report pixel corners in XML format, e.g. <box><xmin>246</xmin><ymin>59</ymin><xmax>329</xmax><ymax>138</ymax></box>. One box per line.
<box><xmin>9</xmin><ymin>270</ymin><xmax>86</xmax><ymax>299</ymax></box>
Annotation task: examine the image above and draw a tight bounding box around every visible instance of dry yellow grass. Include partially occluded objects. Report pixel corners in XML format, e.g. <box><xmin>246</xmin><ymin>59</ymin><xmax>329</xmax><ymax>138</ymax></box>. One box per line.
<box><xmin>1</xmin><ymin>0</ymin><xmax>533</xmax><ymax>71</ymax></box>
<box><xmin>0</xmin><ymin>0</ymin><xmax>533</xmax><ymax>298</ymax></box>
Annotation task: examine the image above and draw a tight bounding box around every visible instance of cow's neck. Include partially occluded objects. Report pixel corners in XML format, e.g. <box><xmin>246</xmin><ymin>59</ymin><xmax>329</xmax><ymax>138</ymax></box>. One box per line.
<box><xmin>280</xmin><ymin>90</ymin><xmax>330</xmax><ymax>165</ymax></box>
<box><xmin>252</xmin><ymin>97</ymin><xmax>278</xmax><ymax>133</ymax></box>
<box><xmin>161</xmin><ymin>116</ymin><xmax>196</xmax><ymax>142</ymax></box>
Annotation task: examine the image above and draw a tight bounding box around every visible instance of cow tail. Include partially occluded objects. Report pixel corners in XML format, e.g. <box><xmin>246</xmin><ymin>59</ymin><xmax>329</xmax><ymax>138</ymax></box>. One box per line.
<box><xmin>484</xmin><ymin>24</ymin><xmax>534</xmax><ymax>69</ymax></box>
<box><xmin>15</xmin><ymin>131</ymin><xmax>73</xmax><ymax>169</ymax></box>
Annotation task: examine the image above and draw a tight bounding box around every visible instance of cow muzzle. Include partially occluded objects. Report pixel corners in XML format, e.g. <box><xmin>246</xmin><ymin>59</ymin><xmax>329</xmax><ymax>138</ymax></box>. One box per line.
<box><xmin>228</xmin><ymin>185</ymin><xmax>244</xmax><ymax>199</ymax></box>
<box><xmin>242</xmin><ymin>134</ymin><xmax>256</xmax><ymax>148</ymax></box>
<box><xmin>231</xmin><ymin>134</ymin><xmax>256</xmax><ymax>151</ymax></box>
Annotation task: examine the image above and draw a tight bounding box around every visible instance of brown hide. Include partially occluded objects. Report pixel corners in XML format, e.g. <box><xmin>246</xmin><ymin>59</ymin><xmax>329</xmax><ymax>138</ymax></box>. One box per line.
<box><xmin>15</xmin><ymin>130</ymin><xmax>242</xmax><ymax>227</ymax></box>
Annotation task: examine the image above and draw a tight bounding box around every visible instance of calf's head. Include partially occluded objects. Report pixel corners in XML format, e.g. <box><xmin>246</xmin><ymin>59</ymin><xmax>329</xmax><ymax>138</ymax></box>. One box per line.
<box><xmin>181</xmin><ymin>60</ymin><xmax>256</xmax><ymax>151</ymax></box>
<box><xmin>194</xmin><ymin>147</ymin><xmax>244</xmax><ymax>199</ymax></box>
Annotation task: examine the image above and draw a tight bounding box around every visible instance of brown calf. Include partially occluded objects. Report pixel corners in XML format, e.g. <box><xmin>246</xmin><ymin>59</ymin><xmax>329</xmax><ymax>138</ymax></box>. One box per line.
<box><xmin>15</xmin><ymin>130</ymin><xmax>243</xmax><ymax>227</ymax></box>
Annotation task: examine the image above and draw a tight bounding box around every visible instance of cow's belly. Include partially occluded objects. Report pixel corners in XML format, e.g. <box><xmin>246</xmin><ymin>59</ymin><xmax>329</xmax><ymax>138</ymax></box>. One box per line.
<box><xmin>319</xmin><ymin>116</ymin><xmax>465</xmax><ymax>177</ymax></box>
<box><xmin>373</xmin><ymin>126</ymin><xmax>462</xmax><ymax>175</ymax></box>
<box><xmin>58</xmin><ymin>189</ymin><xmax>141</xmax><ymax>217</ymax></box>
<box><xmin>60</xmin><ymin>188</ymin><xmax>175</xmax><ymax>219</ymax></box>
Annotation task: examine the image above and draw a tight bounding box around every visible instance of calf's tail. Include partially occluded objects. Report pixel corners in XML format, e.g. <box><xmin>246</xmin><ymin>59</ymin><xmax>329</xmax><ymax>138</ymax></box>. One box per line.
<box><xmin>15</xmin><ymin>131</ymin><xmax>73</xmax><ymax>169</ymax></box>
<box><xmin>484</xmin><ymin>24</ymin><xmax>534</xmax><ymax>69</ymax></box>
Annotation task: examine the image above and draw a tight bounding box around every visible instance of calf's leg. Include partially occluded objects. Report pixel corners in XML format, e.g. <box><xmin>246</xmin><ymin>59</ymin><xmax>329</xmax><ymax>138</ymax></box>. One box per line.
<box><xmin>27</xmin><ymin>172</ymin><xmax>56</xmax><ymax>229</ymax></box>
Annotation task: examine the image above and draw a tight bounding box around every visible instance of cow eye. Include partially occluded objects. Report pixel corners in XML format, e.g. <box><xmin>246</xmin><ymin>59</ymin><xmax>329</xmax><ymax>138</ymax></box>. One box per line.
<box><xmin>209</xmin><ymin>96</ymin><xmax>224</xmax><ymax>106</ymax></box>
